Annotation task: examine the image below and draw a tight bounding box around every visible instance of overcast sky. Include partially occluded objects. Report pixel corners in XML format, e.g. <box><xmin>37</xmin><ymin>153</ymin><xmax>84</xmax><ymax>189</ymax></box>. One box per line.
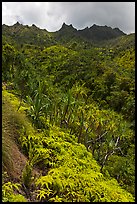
<box><xmin>2</xmin><ymin>2</ymin><xmax>135</xmax><ymax>34</ymax></box>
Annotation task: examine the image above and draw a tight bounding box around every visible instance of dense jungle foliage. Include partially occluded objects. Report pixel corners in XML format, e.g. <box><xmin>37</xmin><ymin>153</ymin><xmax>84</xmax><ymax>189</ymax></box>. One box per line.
<box><xmin>2</xmin><ymin>22</ymin><xmax>135</xmax><ymax>202</ymax></box>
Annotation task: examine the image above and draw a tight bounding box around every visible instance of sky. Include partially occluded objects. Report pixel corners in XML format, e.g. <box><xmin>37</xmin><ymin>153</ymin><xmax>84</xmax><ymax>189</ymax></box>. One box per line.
<box><xmin>2</xmin><ymin>2</ymin><xmax>135</xmax><ymax>34</ymax></box>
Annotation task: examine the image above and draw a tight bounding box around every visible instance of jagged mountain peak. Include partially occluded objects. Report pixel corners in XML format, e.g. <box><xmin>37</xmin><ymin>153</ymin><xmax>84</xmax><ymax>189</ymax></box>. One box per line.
<box><xmin>57</xmin><ymin>23</ymin><xmax>126</xmax><ymax>42</ymax></box>
<box><xmin>31</xmin><ymin>23</ymin><xmax>37</xmax><ymax>27</ymax></box>
<box><xmin>91</xmin><ymin>23</ymin><xmax>98</xmax><ymax>28</ymax></box>
<box><xmin>2</xmin><ymin>22</ymin><xmax>127</xmax><ymax>46</ymax></box>
<box><xmin>12</xmin><ymin>21</ymin><xmax>25</xmax><ymax>27</ymax></box>
<box><xmin>14</xmin><ymin>21</ymin><xmax>21</xmax><ymax>26</ymax></box>
<box><xmin>60</xmin><ymin>22</ymin><xmax>77</xmax><ymax>31</ymax></box>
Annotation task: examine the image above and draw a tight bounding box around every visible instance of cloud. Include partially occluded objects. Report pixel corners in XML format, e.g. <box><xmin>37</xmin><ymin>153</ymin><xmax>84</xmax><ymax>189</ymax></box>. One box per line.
<box><xmin>2</xmin><ymin>2</ymin><xmax>135</xmax><ymax>34</ymax></box>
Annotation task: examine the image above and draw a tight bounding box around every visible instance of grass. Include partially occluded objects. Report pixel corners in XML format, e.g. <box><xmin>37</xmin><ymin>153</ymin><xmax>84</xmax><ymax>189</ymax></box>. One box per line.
<box><xmin>2</xmin><ymin>89</ymin><xmax>29</xmax><ymax>179</ymax></box>
<box><xmin>2</xmin><ymin>97</ymin><xmax>15</xmax><ymax>175</ymax></box>
<box><xmin>2</xmin><ymin>131</ymin><xmax>14</xmax><ymax>174</ymax></box>
<box><xmin>2</xmin><ymin>89</ymin><xmax>40</xmax><ymax>202</ymax></box>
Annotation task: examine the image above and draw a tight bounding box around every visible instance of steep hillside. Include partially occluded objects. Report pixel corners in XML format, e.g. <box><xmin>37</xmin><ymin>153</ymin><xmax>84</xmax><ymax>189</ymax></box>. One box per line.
<box><xmin>53</xmin><ymin>23</ymin><xmax>126</xmax><ymax>43</ymax></box>
<box><xmin>78</xmin><ymin>24</ymin><xmax>125</xmax><ymax>41</ymax></box>
<box><xmin>2</xmin><ymin>22</ymin><xmax>56</xmax><ymax>48</ymax></box>
<box><xmin>2</xmin><ymin>22</ymin><xmax>135</xmax><ymax>202</ymax></box>
<box><xmin>2</xmin><ymin>88</ymin><xmax>134</xmax><ymax>202</ymax></box>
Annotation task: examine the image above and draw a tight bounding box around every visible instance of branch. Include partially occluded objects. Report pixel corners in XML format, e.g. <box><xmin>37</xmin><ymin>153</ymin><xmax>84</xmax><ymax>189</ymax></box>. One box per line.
<box><xmin>114</xmin><ymin>147</ymin><xmax>124</xmax><ymax>156</ymax></box>
<box><xmin>95</xmin><ymin>131</ymin><xmax>108</xmax><ymax>142</ymax></box>
<box><xmin>86</xmin><ymin>131</ymin><xmax>108</xmax><ymax>144</ymax></box>
<box><xmin>115</xmin><ymin>136</ymin><xmax>120</xmax><ymax>147</ymax></box>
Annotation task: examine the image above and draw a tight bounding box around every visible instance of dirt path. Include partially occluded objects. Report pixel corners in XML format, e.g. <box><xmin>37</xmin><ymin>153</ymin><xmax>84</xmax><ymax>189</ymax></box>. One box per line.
<box><xmin>2</xmin><ymin>94</ymin><xmax>40</xmax><ymax>182</ymax></box>
<box><xmin>2</xmin><ymin>92</ymin><xmax>41</xmax><ymax>201</ymax></box>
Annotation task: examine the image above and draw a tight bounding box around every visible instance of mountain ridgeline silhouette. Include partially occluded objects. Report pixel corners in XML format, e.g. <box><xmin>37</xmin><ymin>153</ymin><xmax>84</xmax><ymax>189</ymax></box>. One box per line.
<box><xmin>2</xmin><ymin>22</ymin><xmax>126</xmax><ymax>46</ymax></box>
<box><xmin>56</xmin><ymin>22</ymin><xmax>126</xmax><ymax>42</ymax></box>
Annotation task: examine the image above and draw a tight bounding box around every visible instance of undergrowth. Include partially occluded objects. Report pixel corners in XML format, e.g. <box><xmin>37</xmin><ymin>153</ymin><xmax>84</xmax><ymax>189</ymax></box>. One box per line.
<box><xmin>2</xmin><ymin>89</ymin><xmax>135</xmax><ymax>202</ymax></box>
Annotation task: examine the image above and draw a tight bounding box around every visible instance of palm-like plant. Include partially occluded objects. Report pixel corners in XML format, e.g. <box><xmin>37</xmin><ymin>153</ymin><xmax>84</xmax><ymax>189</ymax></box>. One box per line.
<box><xmin>26</xmin><ymin>81</ymin><xmax>51</xmax><ymax>127</ymax></box>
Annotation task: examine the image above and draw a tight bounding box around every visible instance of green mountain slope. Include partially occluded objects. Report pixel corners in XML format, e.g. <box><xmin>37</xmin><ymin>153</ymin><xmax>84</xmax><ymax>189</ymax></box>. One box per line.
<box><xmin>2</xmin><ymin>22</ymin><xmax>126</xmax><ymax>47</ymax></box>
<box><xmin>2</xmin><ymin>22</ymin><xmax>56</xmax><ymax>48</ymax></box>
<box><xmin>2</xmin><ymin>22</ymin><xmax>135</xmax><ymax>202</ymax></box>
<box><xmin>2</xmin><ymin>89</ymin><xmax>134</xmax><ymax>202</ymax></box>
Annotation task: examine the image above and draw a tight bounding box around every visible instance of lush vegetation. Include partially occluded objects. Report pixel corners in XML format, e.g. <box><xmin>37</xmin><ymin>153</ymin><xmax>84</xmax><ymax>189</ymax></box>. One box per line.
<box><xmin>2</xmin><ymin>22</ymin><xmax>135</xmax><ymax>202</ymax></box>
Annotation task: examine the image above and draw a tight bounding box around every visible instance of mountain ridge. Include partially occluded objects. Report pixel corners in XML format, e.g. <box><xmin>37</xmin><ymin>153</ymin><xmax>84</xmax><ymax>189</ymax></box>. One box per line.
<box><xmin>55</xmin><ymin>22</ymin><xmax>126</xmax><ymax>42</ymax></box>
<box><xmin>2</xmin><ymin>22</ymin><xmax>126</xmax><ymax>45</ymax></box>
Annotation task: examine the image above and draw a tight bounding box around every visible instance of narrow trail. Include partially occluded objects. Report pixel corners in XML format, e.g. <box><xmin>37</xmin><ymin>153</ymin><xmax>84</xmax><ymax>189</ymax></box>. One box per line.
<box><xmin>2</xmin><ymin>92</ymin><xmax>41</xmax><ymax>201</ymax></box>
<box><xmin>2</xmin><ymin>95</ymin><xmax>40</xmax><ymax>180</ymax></box>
